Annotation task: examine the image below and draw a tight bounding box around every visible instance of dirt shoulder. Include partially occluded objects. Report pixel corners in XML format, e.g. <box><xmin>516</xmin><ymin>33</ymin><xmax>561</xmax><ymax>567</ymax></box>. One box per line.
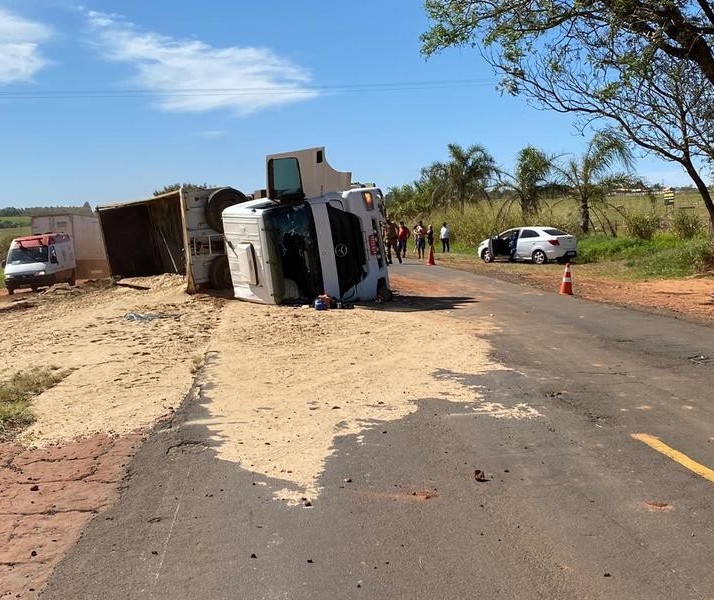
<box><xmin>0</xmin><ymin>276</ymin><xmax>226</xmax><ymax>599</ymax></box>
<box><xmin>436</xmin><ymin>253</ymin><xmax>714</xmax><ymax>325</ymax></box>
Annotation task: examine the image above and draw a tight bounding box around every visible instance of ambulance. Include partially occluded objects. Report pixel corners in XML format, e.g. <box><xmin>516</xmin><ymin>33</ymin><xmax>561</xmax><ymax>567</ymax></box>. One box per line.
<box><xmin>2</xmin><ymin>233</ymin><xmax>76</xmax><ymax>294</ymax></box>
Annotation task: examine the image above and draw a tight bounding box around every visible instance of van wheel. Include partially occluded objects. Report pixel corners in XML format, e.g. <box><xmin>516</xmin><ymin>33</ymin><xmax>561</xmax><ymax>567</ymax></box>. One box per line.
<box><xmin>209</xmin><ymin>255</ymin><xmax>232</xmax><ymax>290</ymax></box>
<box><xmin>68</xmin><ymin>270</ymin><xmax>76</xmax><ymax>286</ymax></box>
<box><xmin>205</xmin><ymin>188</ymin><xmax>248</xmax><ymax>233</ymax></box>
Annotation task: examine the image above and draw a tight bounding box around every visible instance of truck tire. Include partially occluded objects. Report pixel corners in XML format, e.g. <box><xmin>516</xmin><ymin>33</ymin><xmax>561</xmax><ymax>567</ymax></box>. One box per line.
<box><xmin>209</xmin><ymin>255</ymin><xmax>232</xmax><ymax>290</ymax></box>
<box><xmin>205</xmin><ymin>187</ymin><xmax>248</xmax><ymax>233</ymax></box>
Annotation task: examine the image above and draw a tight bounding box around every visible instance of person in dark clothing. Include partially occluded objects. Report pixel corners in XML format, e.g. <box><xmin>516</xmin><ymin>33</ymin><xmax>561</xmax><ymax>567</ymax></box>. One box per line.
<box><xmin>508</xmin><ymin>230</ymin><xmax>519</xmax><ymax>262</ymax></box>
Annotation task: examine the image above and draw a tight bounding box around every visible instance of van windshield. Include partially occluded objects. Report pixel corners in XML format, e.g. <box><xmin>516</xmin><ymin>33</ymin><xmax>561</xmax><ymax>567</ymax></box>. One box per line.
<box><xmin>7</xmin><ymin>245</ymin><xmax>48</xmax><ymax>265</ymax></box>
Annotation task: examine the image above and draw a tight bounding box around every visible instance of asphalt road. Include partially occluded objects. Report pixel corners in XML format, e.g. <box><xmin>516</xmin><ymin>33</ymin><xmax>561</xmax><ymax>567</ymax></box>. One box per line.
<box><xmin>42</xmin><ymin>262</ymin><xmax>714</xmax><ymax>600</ymax></box>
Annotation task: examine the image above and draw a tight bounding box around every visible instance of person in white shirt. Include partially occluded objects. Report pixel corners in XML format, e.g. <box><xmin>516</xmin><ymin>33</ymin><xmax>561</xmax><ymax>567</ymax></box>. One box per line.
<box><xmin>440</xmin><ymin>222</ymin><xmax>451</xmax><ymax>253</ymax></box>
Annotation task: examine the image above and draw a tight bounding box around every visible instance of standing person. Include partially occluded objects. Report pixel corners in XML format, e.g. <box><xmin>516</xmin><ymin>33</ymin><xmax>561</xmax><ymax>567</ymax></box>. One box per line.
<box><xmin>508</xmin><ymin>230</ymin><xmax>519</xmax><ymax>262</ymax></box>
<box><xmin>397</xmin><ymin>221</ymin><xmax>410</xmax><ymax>260</ymax></box>
<box><xmin>440</xmin><ymin>222</ymin><xmax>451</xmax><ymax>253</ymax></box>
<box><xmin>382</xmin><ymin>218</ymin><xmax>401</xmax><ymax>264</ymax></box>
<box><xmin>426</xmin><ymin>225</ymin><xmax>435</xmax><ymax>248</ymax></box>
<box><xmin>413</xmin><ymin>220</ymin><xmax>426</xmax><ymax>260</ymax></box>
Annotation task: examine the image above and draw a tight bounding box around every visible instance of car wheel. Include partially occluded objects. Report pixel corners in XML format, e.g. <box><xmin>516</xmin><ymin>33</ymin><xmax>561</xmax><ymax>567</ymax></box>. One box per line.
<box><xmin>481</xmin><ymin>248</ymin><xmax>494</xmax><ymax>263</ymax></box>
<box><xmin>209</xmin><ymin>254</ymin><xmax>232</xmax><ymax>290</ymax></box>
<box><xmin>532</xmin><ymin>249</ymin><xmax>547</xmax><ymax>265</ymax></box>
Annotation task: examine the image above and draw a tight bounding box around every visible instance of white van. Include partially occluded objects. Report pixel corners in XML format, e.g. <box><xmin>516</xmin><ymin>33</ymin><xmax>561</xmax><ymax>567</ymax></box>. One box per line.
<box><xmin>2</xmin><ymin>233</ymin><xmax>76</xmax><ymax>294</ymax></box>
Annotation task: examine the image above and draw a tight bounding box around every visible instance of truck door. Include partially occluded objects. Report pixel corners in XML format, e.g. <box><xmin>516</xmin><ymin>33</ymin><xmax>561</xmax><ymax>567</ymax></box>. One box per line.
<box><xmin>326</xmin><ymin>204</ymin><xmax>366</xmax><ymax>298</ymax></box>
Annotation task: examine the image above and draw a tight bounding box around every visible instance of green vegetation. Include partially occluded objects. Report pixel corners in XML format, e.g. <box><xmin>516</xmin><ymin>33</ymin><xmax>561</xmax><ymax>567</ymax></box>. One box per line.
<box><xmin>0</xmin><ymin>367</ymin><xmax>71</xmax><ymax>440</ymax></box>
<box><xmin>402</xmin><ymin>192</ymin><xmax>714</xmax><ymax>280</ymax></box>
<box><xmin>578</xmin><ymin>234</ymin><xmax>714</xmax><ymax>278</ymax></box>
<box><xmin>421</xmin><ymin>1</ymin><xmax>714</xmax><ymax>231</ymax></box>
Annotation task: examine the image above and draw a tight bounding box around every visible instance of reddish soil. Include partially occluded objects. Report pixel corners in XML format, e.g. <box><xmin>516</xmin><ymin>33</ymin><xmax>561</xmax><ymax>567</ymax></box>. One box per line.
<box><xmin>0</xmin><ymin>433</ymin><xmax>145</xmax><ymax>598</ymax></box>
<box><xmin>436</xmin><ymin>254</ymin><xmax>714</xmax><ymax>325</ymax></box>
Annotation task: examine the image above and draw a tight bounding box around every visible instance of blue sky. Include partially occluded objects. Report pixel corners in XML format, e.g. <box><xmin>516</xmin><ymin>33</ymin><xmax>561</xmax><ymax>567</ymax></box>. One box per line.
<box><xmin>0</xmin><ymin>1</ymin><xmax>695</xmax><ymax>208</ymax></box>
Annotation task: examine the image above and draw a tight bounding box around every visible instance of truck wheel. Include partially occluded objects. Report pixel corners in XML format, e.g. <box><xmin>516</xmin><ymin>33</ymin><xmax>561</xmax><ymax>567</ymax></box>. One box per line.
<box><xmin>68</xmin><ymin>270</ymin><xmax>76</xmax><ymax>286</ymax></box>
<box><xmin>376</xmin><ymin>279</ymin><xmax>392</xmax><ymax>302</ymax></box>
<box><xmin>205</xmin><ymin>187</ymin><xmax>248</xmax><ymax>233</ymax></box>
<box><xmin>209</xmin><ymin>255</ymin><xmax>232</xmax><ymax>290</ymax></box>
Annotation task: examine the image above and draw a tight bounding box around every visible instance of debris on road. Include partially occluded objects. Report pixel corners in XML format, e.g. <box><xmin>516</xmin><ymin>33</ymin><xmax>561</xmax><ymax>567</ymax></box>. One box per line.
<box><xmin>473</xmin><ymin>469</ymin><xmax>489</xmax><ymax>482</ymax></box>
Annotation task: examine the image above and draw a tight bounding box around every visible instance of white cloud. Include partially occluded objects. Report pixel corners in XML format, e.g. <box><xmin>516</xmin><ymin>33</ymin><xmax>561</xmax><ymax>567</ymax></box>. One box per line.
<box><xmin>0</xmin><ymin>8</ymin><xmax>52</xmax><ymax>83</ymax></box>
<box><xmin>195</xmin><ymin>130</ymin><xmax>226</xmax><ymax>139</ymax></box>
<box><xmin>86</xmin><ymin>11</ymin><xmax>318</xmax><ymax>115</ymax></box>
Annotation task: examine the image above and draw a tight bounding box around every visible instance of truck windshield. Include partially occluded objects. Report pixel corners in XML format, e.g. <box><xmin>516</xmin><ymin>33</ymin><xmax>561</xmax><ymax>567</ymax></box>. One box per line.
<box><xmin>6</xmin><ymin>245</ymin><xmax>48</xmax><ymax>265</ymax></box>
<box><xmin>264</xmin><ymin>204</ymin><xmax>322</xmax><ymax>303</ymax></box>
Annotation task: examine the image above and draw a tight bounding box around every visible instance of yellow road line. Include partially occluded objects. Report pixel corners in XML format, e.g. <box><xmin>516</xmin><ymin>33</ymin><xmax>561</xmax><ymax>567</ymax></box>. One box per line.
<box><xmin>632</xmin><ymin>433</ymin><xmax>714</xmax><ymax>484</ymax></box>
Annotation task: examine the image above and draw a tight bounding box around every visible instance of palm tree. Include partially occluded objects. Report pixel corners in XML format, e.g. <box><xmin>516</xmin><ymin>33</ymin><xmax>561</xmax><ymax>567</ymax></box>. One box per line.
<box><xmin>424</xmin><ymin>143</ymin><xmax>497</xmax><ymax>213</ymax></box>
<box><xmin>498</xmin><ymin>146</ymin><xmax>554</xmax><ymax>219</ymax></box>
<box><xmin>552</xmin><ymin>131</ymin><xmax>635</xmax><ymax>234</ymax></box>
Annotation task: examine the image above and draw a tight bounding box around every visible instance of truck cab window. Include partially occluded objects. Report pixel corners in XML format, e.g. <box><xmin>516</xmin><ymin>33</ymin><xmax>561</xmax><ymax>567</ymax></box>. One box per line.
<box><xmin>268</xmin><ymin>158</ymin><xmax>305</xmax><ymax>203</ymax></box>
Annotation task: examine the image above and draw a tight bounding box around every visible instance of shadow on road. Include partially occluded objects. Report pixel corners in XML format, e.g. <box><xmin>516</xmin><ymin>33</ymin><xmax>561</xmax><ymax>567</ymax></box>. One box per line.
<box><xmin>362</xmin><ymin>294</ymin><xmax>478</xmax><ymax>313</ymax></box>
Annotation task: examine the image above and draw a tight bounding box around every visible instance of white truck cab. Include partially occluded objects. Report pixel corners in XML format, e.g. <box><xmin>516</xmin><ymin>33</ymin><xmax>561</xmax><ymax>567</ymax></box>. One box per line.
<box><xmin>2</xmin><ymin>233</ymin><xmax>76</xmax><ymax>294</ymax></box>
<box><xmin>222</xmin><ymin>148</ymin><xmax>390</xmax><ymax>305</ymax></box>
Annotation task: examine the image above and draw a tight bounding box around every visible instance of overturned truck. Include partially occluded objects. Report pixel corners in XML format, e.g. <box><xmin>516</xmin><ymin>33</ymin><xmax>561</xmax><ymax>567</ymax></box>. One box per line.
<box><xmin>96</xmin><ymin>186</ymin><xmax>245</xmax><ymax>292</ymax></box>
<box><xmin>97</xmin><ymin>147</ymin><xmax>391</xmax><ymax>302</ymax></box>
<box><xmin>223</xmin><ymin>148</ymin><xmax>391</xmax><ymax>304</ymax></box>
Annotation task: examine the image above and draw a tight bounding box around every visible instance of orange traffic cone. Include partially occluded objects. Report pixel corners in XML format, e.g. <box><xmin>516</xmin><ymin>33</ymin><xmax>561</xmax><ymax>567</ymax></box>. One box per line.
<box><xmin>426</xmin><ymin>245</ymin><xmax>436</xmax><ymax>265</ymax></box>
<box><xmin>559</xmin><ymin>262</ymin><xmax>574</xmax><ymax>295</ymax></box>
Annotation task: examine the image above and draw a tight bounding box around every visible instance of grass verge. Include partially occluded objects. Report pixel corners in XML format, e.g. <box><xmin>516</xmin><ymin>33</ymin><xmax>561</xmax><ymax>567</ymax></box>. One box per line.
<box><xmin>0</xmin><ymin>367</ymin><xmax>71</xmax><ymax>440</ymax></box>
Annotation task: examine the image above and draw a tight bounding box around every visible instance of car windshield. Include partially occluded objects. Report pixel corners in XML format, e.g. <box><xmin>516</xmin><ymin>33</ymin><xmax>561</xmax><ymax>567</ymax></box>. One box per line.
<box><xmin>6</xmin><ymin>245</ymin><xmax>48</xmax><ymax>265</ymax></box>
<box><xmin>543</xmin><ymin>228</ymin><xmax>567</xmax><ymax>236</ymax></box>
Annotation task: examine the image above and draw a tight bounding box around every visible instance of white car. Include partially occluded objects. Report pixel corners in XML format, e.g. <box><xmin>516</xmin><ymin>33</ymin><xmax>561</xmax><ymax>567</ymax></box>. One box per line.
<box><xmin>478</xmin><ymin>227</ymin><xmax>578</xmax><ymax>264</ymax></box>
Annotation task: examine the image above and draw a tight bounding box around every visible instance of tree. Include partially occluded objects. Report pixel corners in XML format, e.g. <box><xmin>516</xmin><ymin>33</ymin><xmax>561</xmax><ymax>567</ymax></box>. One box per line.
<box><xmin>153</xmin><ymin>183</ymin><xmax>214</xmax><ymax>196</ymax></box>
<box><xmin>421</xmin><ymin>0</ymin><xmax>714</xmax><ymax>231</ymax></box>
<box><xmin>552</xmin><ymin>131</ymin><xmax>635</xmax><ymax>233</ymax></box>
<box><xmin>424</xmin><ymin>143</ymin><xmax>497</xmax><ymax>213</ymax></box>
<box><xmin>497</xmin><ymin>146</ymin><xmax>554</xmax><ymax>219</ymax></box>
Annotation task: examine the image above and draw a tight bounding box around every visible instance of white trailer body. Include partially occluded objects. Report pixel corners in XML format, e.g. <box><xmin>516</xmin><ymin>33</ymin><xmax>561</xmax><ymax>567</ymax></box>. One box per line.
<box><xmin>31</xmin><ymin>214</ymin><xmax>110</xmax><ymax>279</ymax></box>
<box><xmin>223</xmin><ymin>148</ymin><xmax>390</xmax><ymax>305</ymax></box>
